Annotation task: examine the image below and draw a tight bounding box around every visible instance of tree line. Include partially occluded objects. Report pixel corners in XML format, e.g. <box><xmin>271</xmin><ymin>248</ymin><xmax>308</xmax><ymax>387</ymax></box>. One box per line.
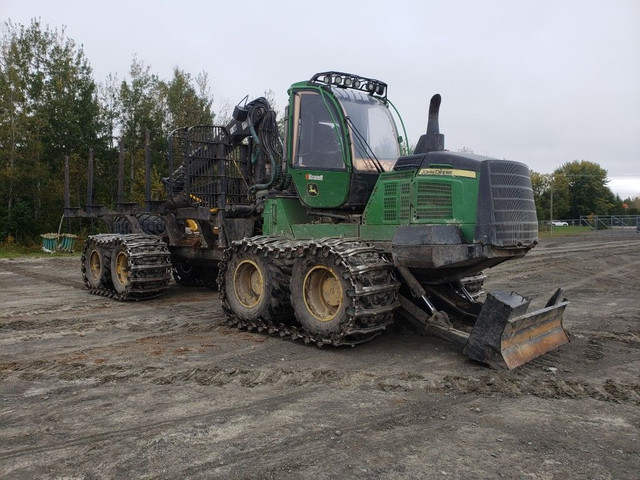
<box><xmin>0</xmin><ymin>19</ymin><xmax>216</xmax><ymax>243</ymax></box>
<box><xmin>1</xmin><ymin>19</ymin><xmax>636</xmax><ymax>245</ymax></box>
<box><xmin>531</xmin><ymin>160</ymin><xmax>639</xmax><ymax>221</ymax></box>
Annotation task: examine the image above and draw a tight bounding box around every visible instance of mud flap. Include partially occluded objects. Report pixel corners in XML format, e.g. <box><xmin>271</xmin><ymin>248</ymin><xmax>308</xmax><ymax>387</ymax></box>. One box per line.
<box><xmin>463</xmin><ymin>289</ymin><xmax>569</xmax><ymax>369</ymax></box>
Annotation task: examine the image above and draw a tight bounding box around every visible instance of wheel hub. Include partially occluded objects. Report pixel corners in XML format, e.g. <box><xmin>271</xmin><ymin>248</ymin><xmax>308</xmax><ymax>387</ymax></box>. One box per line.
<box><xmin>234</xmin><ymin>260</ymin><xmax>263</xmax><ymax>308</ymax></box>
<box><xmin>114</xmin><ymin>251</ymin><xmax>130</xmax><ymax>287</ymax></box>
<box><xmin>89</xmin><ymin>250</ymin><xmax>101</xmax><ymax>280</ymax></box>
<box><xmin>303</xmin><ymin>266</ymin><xmax>343</xmax><ymax>322</ymax></box>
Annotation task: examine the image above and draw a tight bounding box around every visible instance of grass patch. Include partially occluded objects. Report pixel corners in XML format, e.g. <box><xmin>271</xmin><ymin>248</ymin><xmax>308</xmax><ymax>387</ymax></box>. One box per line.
<box><xmin>0</xmin><ymin>238</ymin><xmax>82</xmax><ymax>259</ymax></box>
<box><xmin>0</xmin><ymin>246</ymin><xmax>81</xmax><ymax>259</ymax></box>
<box><xmin>538</xmin><ymin>225</ymin><xmax>593</xmax><ymax>237</ymax></box>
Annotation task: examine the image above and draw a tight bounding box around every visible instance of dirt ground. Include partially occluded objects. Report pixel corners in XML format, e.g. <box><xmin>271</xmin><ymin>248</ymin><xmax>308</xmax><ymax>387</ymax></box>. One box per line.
<box><xmin>1</xmin><ymin>230</ymin><xmax>638</xmax><ymax>479</ymax></box>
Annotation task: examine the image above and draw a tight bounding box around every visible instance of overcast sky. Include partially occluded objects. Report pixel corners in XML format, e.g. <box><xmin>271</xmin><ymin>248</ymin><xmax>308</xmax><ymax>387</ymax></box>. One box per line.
<box><xmin>3</xmin><ymin>0</ymin><xmax>639</xmax><ymax>197</ymax></box>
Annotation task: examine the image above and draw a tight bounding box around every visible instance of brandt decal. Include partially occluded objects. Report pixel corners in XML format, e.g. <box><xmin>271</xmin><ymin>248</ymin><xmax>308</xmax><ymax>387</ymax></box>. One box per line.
<box><xmin>305</xmin><ymin>173</ymin><xmax>324</xmax><ymax>181</ymax></box>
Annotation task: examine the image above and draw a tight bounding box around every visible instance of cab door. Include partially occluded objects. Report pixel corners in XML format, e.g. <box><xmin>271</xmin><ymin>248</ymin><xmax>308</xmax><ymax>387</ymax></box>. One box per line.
<box><xmin>288</xmin><ymin>89</ymin><xmax>351</xmax><ymax>208</ymax></box>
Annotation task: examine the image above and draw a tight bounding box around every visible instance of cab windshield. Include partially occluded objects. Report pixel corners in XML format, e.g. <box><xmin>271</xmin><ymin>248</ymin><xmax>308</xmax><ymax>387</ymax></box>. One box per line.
<box><xmin>333</xmin><ymin>88</ymin><xmax>400</xmax><ymax>171</ymax></box>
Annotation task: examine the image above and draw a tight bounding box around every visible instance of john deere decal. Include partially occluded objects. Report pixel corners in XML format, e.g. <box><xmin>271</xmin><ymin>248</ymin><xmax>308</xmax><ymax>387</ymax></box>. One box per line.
<box><xmin>307</xmin><ymin>183</ymin><xmax>319</xmax><ymax>196</ymax></box>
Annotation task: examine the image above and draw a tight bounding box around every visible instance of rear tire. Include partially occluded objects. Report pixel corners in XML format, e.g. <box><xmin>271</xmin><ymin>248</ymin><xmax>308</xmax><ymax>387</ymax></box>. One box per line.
<box><xmin>173</xmin><ymin>262</ymin><xmax>218</xmax><ymax>288</ymax></box>
<box><xmin>199</xmin><ymin>264</ymin><xmax>219</xmax><ymax>289</ymax></box>
<box><xmin>82</xmin><ymin>240</ymin><xmax>109</xmax><ymax>289</ymax></box>
<box><xmin>172</xmin><ymin>262</ymin><xmax>198</xmax><ymax>285</ymax></box>
<box><xmin>110</xmin><ymin>246</ymin><xmax>131</xmax><ymax>294</ymax></box>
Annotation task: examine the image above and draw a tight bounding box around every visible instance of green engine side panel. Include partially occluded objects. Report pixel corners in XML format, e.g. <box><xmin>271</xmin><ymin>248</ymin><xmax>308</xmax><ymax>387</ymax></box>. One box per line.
<box><xmin>262</xmin><ymin>198</ymin><xmax>309</xmax><ymax>237</ymax></box>
<box><xmin>363</xmin><ymin>171</ymin><xmax>414</xmax><ymax>226</ymax></box>
<box><xmin>293</xmin><ymin>223</ymin><xmax>358</xmax><ymax>239</ymax></box>
<box><xmin>264</xmin><ymin>168</ymin><xmax>479</xmax><ymax>242</ymax></box>
<box><xmin>363</xmin><ymin>169</ymin><xmax>480</xmax><ymax>242</ymax></box>
<box><xmin>262</xmin><ymin>197</ymin><xmax>358</xmax><ymax>239</ymax></box>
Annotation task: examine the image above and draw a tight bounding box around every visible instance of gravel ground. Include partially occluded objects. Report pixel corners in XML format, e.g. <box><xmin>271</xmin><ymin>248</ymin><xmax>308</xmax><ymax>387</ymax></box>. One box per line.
<box><xmin>1</xmin><ymin>230</ymin><xmax>638</xmax><ymax>479</ymax></box>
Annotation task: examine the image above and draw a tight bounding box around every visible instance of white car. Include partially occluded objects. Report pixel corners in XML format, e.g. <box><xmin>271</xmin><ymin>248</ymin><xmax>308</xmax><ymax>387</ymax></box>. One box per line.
<box><xmin>551</xmin><ymin>221</ymin><xmax>568</xmax><ymax>226</ymax></box>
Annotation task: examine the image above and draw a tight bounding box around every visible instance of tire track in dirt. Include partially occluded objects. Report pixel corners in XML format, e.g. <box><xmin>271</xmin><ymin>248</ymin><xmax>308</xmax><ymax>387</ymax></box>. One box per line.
<box><xmin>558</xmin><ymin>259</ymin><xmax>640</xmax><ymax>291</ymax></box>
<box><xmin>573</xmin><ymin>329</ymin><xmax>640</xmax><ymax>347</ymax></box>
<box><xmin>531</xmin><ymin>238</ymin><xmax>640</xmax><ymax>258</ymax></box>
<box><xmin>0</xmin><ymin>387</ymin><xmax>321</xmax><ymax>462</ymax></box>
<box><xmin>2</xmin><ymin>358</ymin><xmax>638</xmax><ymax>406</ymax></box>
<box><xmin>505</xmin><ymin>252</ymin><xmax>638</xmax><ymax>278</ymax></box>
<box><xmin>0</xmin><ymin>314</ymin><xmax>218</xmax><ymax>334</ymax></box>
<box><xmin>0</xmin><ymin>261</ymin><xmax>83</xmax><ymax>290</ymax></box>
<box><xmin>0</xmin><ymin>302</ymin><xmax>116</xmax><ymax>321</ymax></box>
<box><xmin>3</xmin><ymin>370</ymin><xmax>635</xmax><ymax>478</ymax></box>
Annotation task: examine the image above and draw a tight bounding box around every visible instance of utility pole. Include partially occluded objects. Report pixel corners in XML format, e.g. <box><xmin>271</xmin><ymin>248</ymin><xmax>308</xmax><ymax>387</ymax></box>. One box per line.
<box><xmin>549</xmin><ymin>173</ymin><xmax>554</xmax><ymax>235</ymax></box>
<box><xmin>118</xmin><ymin>137</ymin><xmax>124</xmax><ymax>204</ymax></box>
<box><xmin>145</xmin><ymin>129</ymin><xmax>151</xmax><ymax>208</ymax></box>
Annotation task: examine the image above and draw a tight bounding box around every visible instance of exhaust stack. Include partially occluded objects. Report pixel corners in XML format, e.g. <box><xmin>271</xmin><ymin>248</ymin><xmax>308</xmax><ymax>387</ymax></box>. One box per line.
<box><xmin>414</xmin><ymin>94</ymin><xmax>445</xmax><ymax>154</ymax></box>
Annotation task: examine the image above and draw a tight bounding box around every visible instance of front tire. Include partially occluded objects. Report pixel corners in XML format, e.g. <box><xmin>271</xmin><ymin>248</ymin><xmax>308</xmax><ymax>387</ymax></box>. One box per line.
<box><xmin>222</xmin><ymin>251</ymin><xmax>272</xmax><ymax>321</ymax></box>
<box><xmin>290</xmin><ymin>252</ymin><xmax>351</xmax><ymax>335</ymax></box>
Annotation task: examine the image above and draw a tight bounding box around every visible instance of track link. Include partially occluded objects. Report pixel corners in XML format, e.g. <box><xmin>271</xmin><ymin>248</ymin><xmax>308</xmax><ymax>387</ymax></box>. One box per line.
<box><xmin>81</xmin><ymin>234</ymin><xmax>171</xmax><ymax>301</ymax></box>
<box><xmin>218</xmin><ymin>237</ymin><xmax>400</xmax><ymax>347</ymax></box>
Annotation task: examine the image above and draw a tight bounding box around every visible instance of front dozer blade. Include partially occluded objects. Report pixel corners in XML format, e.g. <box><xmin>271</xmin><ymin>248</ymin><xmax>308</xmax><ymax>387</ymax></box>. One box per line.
<box><xmin>463</xmin><ymin>289</ymin><xmax>569</xmax><ymax>369</ymax></box>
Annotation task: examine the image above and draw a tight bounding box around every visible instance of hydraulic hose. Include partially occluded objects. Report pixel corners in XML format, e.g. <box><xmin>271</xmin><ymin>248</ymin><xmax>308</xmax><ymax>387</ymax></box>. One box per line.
<box><xmin>248</xmin><ymin>107</ymin><xmax>283</xmax><ymax>193</ymax></box>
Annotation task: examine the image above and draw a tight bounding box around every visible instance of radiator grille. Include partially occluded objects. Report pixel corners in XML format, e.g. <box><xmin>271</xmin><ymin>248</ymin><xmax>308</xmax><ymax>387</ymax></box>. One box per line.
<box><xmin>488</xmin><ymin>161</ymin><xmax>537</xmax><ymax>245</ymax></box>
<box><xmin>382</xmin><ymin>181</ymin><xmax>411</xmax><ymax>222</ymax></box>
<box><xmin>383</xmin><ymin>183</ymin><xmax>398</xmax><ymax>222</ymax></box>
<box><xmin>415</xmin><ymin>182</ymin><xmax>453</xmax><ymax>219</ymax></box>
<box><xmin>399</xmin><ymin>183</ymin><xmax>411</xmax><ymax>221</ymax></box>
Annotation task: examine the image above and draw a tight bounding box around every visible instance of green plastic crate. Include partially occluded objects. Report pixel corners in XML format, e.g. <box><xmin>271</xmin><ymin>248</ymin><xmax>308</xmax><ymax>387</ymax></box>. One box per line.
<box><xmin>41</xmin><ymin>233</ymin><xmax>58</xmax><ymax>253</ymax></box>
<box><xmin>58</xmin><ymin>233</ymin><xmax>78</xmax><ymax>252</ymax></box>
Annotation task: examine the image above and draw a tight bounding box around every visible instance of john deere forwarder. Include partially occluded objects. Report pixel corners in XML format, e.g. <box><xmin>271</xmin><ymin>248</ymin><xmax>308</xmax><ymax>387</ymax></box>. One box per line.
<box><xmin>66</xmin><ymin>71</ymin><xmax>569</xmax><ymax>369</ymax></box>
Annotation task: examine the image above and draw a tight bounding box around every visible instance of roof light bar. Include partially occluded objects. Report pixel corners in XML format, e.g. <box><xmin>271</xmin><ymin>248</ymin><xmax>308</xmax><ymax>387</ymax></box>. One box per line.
<box><xmin>310</xmin><ymin>71</ymin><xmax>388</xmax><ymax>98</ymax></box>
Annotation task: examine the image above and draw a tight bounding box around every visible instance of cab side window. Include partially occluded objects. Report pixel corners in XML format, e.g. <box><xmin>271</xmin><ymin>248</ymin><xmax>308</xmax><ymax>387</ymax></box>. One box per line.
<box><xmin>294</xmin><ymin>92</ymin><xmax>346</xmax><ymax>170</ymax></box>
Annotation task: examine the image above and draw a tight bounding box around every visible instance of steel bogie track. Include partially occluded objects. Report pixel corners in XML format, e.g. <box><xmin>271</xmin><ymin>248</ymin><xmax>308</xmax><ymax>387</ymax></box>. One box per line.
<box><xmin>81</xmin><ymin>234</ymin><xmax>171</xmax><ymax>301</ymax></box>
<box><xmin>218</xmin><ymin>237</ymin><xmax>401</xmax><ymax>347</ymax></box>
